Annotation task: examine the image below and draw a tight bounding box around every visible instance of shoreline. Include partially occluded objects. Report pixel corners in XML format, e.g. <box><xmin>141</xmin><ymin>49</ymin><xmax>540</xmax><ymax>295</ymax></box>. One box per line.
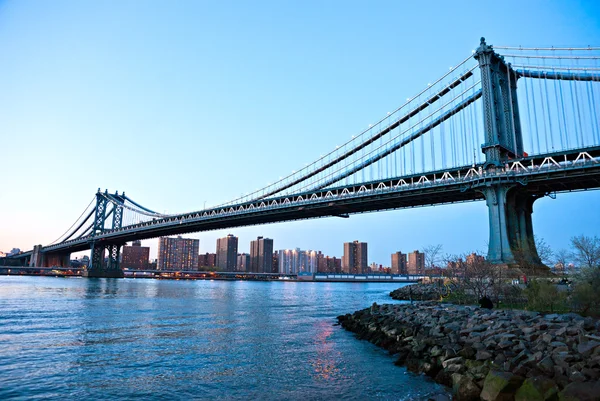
<box><xmin>0</xmin><ymin>271</ymin><xmax>419</xmax><ymax>283</ymax></box>
<box><xmin>338</xmin><ymin>301</ymin><xmax>600</xmax><ymax>400</ymax></box>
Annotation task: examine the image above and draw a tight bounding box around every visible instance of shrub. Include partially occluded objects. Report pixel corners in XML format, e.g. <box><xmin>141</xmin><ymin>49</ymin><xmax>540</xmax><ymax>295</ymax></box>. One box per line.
<box><xmin>570</xmin><ymin>267</ymin><xmax>600</xmax><ymax>316</ymax></box>
<box><xmin>524</xmin><ymin>280</ymin><xmax>568</xmax><ymax>313</ymax></box>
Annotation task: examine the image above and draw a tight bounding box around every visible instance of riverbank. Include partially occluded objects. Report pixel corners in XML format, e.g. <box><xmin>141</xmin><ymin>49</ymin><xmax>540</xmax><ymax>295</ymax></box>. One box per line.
<box><xmin>0</xmin><ymin>267</ymin><xmax>421</xmax><ymax>283</ymax></box>
<box><xmin>337</xmin><ymin>302</ymin><xmax>600</xmax><ymax>400</ymax></box>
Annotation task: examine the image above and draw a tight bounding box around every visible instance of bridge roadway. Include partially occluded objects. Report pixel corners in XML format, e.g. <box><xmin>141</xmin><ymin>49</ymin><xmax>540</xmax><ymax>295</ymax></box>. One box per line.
<box><xmin>32</xmin><ymin>146</ymin><xmax>600</xmax><ymax>256</ymax></box>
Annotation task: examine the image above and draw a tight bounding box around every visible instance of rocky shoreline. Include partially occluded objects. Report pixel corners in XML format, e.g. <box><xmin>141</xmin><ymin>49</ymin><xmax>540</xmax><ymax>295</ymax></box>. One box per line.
<box><xmin>337</xmin><ymin>302</ymin><xmax>600</xmax><ymax>400</ymax></box>
<box><xmin>390</xmin><ymin>283</ymin><xmax>445</xmax><ymax>301</ymax></box>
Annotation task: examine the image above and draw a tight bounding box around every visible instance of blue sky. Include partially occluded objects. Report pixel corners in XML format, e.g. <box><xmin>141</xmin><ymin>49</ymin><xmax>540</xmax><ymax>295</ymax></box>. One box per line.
<box><xmin>1</xmin><ymin>1</ymin><xmax>599</xmax><ymax>264</ymax></box>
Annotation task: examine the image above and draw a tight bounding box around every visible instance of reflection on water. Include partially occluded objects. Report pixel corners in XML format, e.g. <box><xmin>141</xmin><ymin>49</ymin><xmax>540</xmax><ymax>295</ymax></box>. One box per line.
<box><xmin>0</xmin><ymin>277</ymin><xmax>447</xmax><ymax>400</ymax></box>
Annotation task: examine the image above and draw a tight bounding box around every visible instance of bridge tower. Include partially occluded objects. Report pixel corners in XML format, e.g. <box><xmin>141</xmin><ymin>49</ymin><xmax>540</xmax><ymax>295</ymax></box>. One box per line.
<box><xmin>83</xmin><ymin>189</ymin><xmax>125</xmax><ymax>278</ymax></box>
<box><xmin>474</xmin><ymin>38</ymin><xmax>542</xmax><ymax>267</ymax></box>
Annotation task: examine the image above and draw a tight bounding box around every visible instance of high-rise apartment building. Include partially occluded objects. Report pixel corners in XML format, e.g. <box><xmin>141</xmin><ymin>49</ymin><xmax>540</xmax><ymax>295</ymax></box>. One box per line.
<box><xmin>277</xmin><ymin>248</ymin><xmax>313</xmax><ymax>274</ymax></box>
<box><xmin>157</xmin><ymin>236</ymin><xmax>199</xmax><ymax>271</ymax></box>
<box><xmin>237</xmin><ymin>253</ymin><xmax>250</xmax><ymax>272</ymax></box>
<box><xmin>250</xmin><ymin>236</ymin><xmax>273</xmax><ymax>273</ymax></box>
<box><xmin>216</xmin><ymin>234</ymin><xmax>238</xmax><ymax>271</ymax></box>
<box><xmin>391</xmin><ymin>252</ymin><xmax>408</xmax><ymax>275</ymax></box>
<box><xmin>272</xmin><ymin>252</ymin><xmax>279</xmax><ymax>274</ymax></box>
<box><xmin>342</xmin><ymin>241</ymin><xmax>368</xmax><ymax>274</ymax></box>
<box><xmin>122</xmin><ymin>240</ymin><xmax>150</xmax><ymax>270</ymax></box>
<box><xmin>198</xmin><ymin>253</ymin><xmax>216</xmax><ymax>269</ymax></box>
<box><xmin>407</xmin><ymin>250</ymin><xmax>425</xmax><ymax>275</ymax></box>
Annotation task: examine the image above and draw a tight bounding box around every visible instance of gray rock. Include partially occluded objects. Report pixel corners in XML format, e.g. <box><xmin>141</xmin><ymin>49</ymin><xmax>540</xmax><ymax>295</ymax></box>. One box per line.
<box><xmin>515</xmin><ymin>376</ymin><xmax>558</xmax><ymax>401</ymax></box>
<box><xmin>442</xmin><ymin>356</ymin><xmax>463</xmax><ymax>369</ymax></box>
<box><xmin>558</xmin><ymin>382</ymin><xmax>600</xmax><ymax>401</ymax></box>
<box><xmin>476</xmin><ymin>350</ymin><xmax>493</xmax><ymax>361</ymax></box>
<box><xmin>451</xmin><ymin>373</ymin><xmax>481</xmax><ymax>401</ymax></box>
<box><xmin>576</xmin><ymin>340</ymin><xmax>600</xmax><ymax>356</ymax></box>
<box><xmin>537</xmin><ymin>356</ymin><xmax>554</xmax><ymax>374</ymax></box>
<box><xmin>480</xmin><ymin>370</ymin><xmax>524</xmax><ymax>401</ymax></box>
<box><xmin>569</xmin><ymin>370</ymin><xmax>587</xmax><ymax>383</ymax></box>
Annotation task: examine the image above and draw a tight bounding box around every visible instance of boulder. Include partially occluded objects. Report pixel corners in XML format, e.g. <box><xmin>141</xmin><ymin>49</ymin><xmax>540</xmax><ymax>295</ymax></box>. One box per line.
<box><xmin>480</xmin><ymin>370</ymin><xmax>524</xmax><ymax>401</ymax></box>
<box><xmin>476</xmin><ymin>350</ymin><xmax>493</xmax><ymax>361</ymax></box>
<box><xmin>576</xmin><ymin>340</ymin><xmax>600</xmax><ymax>357</ymax></box>
<box><xmin>515</xmin><ymin>376</ymin><xmax>559</xmax><ymax>401</ymax></box>
<box><xmin>442</xmin><ymin>356</ymin><xmax>463</xmax><ymax>369</ymax></box>
<box><xmin>558</xmin><ymin>382</ymin><xmax>600</xmax><ymax>401</ymax></box>
<box><xmin>451</xmin><ymin>373</ymin><xmax>481</xmax><ymax>401</ymax></box>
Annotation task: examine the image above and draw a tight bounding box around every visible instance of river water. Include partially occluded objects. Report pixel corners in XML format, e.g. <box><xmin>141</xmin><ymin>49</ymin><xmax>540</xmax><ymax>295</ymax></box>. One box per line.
<box><xmin>0</xmin><ymin>276</ymin><xmax>447</xmax><ymax>400</ymax></box>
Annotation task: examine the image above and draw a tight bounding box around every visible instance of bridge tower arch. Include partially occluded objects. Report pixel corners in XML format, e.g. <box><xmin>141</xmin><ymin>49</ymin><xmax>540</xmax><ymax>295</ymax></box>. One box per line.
<box><xmin>84</xmin><ymin>189</ymin><xmax>125</xmax><ymax>278</ymax></box>
<box><xmin>475</xmin><ymin>38</ymin><xmax>542</xmax><ymax>267</ymax></box>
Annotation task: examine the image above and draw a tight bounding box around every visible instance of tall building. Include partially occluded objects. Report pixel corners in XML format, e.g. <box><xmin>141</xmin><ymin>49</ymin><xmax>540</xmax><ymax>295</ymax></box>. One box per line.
<box><xmin>277</xmin><ymin>248</ymin><xmax>307</xmax><ymax>274</ymax></box>
<box><xmin>198</xmin><ymin>253</ymin><xmax>216</xmax><ymax>269</ymax></box>
<box><xmin>237</xmin><ymin>253</ymin><xmax>250</xmax><ymax>272</ymax></box>
<box><xmin>122</xmin><ymin>240</ymin><xmax>150</xmax><ymax>270</ymax></box>
<box><xmin>307</xmin><ymin>250</ymin><xmax>320</xmax><ymax>273</ymax></box>
<box><xmin>272</xmin><ymin>252</ymin><xmax>279</xmax><ymax>274</ymax></box>
<box><xmin>277</xmin><ymin>248</ymin><xmax>318</xmax><ymax>274</ymax></box>
<box><xmin>391</xmin><ymin>252</ymin><xmax>408</xmax><ymax>274</ymax></box>
<box><xmin>342</xmin><ymin>241</ymin><xmax>368</xmax><ymax>274</ymax></box>
<box><xmin>157</xmin><ymin>236</ymin><xmax>199</xmax><ymax>271</ymax></box>
<box><xmin>407</xmin><ymin>250</ymin><xmax>425</xmax><ymax>275</ymax></box>
<box><xmin>216</xmin><ymin>234</ymin><xmax>238</xmax><ymax>271</ymax></box>
<box><xmin>250</xmin><ymin>236</ymin><xmax>273</xmax><ymax>273</ymax></box>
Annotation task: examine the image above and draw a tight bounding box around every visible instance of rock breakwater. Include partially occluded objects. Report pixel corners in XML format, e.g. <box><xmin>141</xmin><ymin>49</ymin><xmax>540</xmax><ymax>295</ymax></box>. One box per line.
<box><xmin>390</xmin><ymin>283</ymin><xmax>443</xmax><ymax>301</ymax></box>
<box><xmin>337</xmin><ymin>302</ymin><xmax>600</xmax><ymax>400</ymax></box>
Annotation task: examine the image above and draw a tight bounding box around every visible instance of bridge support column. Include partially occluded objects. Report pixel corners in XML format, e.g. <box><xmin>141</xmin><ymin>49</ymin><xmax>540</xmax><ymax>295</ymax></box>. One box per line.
<box><xmin>29</xmin><ymin>245</ymin><xmax>43</xmax><ymax>267</ymax></box>
<box><xmin>482</xmin><ymin>184</ymin><xmax>542</xmax><ymax>266</ymax></box>
<box><xmin>44</xmin><ymin>252</ymin><xmax>71</xmax><ymax>268</ymax></box>
<box><xmin>84</xmin><ymin>242</ymin><xmax>124</xmax><ymax>278</ymax></box>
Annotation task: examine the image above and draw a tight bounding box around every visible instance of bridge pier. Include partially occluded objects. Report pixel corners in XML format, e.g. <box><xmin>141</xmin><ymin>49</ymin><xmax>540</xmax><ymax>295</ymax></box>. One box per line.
<box><xmin>44</xmin><ymin>251</ymin><xmax>71</xmax><ymax>268</ymax></box>
<box><xmin>83</xmin><ymin>242</ymin><xmax>124</xmax><ymax>278</ymax></box>
<box><xmin>29</xmin><ymin>245</ymin><xmax>43</xmax><ymax>267</ymax></box>
<box><xmin>482</xmin><ymin>184</ymin><xmax>542</xmax><ymax>266</ymax></box>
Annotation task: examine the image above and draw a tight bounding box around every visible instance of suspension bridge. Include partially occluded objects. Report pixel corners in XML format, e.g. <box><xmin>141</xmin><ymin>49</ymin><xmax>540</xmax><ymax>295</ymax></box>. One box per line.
<box><xmin>9</xmin><ymin>38</ymin><xmax>600</xmax><ymax>277</ymax></box>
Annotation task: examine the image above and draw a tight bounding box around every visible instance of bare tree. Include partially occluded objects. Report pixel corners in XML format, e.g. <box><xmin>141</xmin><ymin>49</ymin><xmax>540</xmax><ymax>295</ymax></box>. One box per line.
<box><xmin>423</xmin><ymin>244</ymin><xmax>443</xmax><ymax>270</ymax></box>
<box><xmin>535</xmin><ymin>237</ymin><xmax>554</xmax><ymax>266</ymax></box>
<box><xmin>553</xmin><ymin>249</ymin><xmax>570</xmax><ymax>275</ymax></box>
<box><xmin>443</xmin><ymin>253</ymin><xmax>503</xmax><ymax>303</ymax></box>
<box><xmin>571</xmin><ymin>235</ymin><xmax>600</xmax><ymax>269</ymax></box>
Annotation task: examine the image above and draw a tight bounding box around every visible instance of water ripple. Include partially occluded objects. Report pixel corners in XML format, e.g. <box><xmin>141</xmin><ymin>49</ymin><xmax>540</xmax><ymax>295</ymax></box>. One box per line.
<box><xmin>0</xmin><ymin>276</ymin><xmax>448</xmax><ymax>400</ymax></box>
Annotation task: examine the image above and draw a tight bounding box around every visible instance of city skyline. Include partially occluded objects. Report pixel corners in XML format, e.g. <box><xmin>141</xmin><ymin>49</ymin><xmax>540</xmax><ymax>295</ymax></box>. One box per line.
<box><xmin>2</xmin><ymin>2</ymin><xmax>600</xmax><ymax>265</ymax></box>
<box><xmin>117</xmin><ymin>235</ymin><xmax>440</xmax><ymax>273</ymax></box>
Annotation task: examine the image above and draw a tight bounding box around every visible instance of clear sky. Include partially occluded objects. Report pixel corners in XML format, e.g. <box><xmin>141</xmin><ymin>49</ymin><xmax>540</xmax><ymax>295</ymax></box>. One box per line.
<box><xmin>1</xmin><ymin>0</ymin><xmax>599</xmax><ymax>264</ymax></box>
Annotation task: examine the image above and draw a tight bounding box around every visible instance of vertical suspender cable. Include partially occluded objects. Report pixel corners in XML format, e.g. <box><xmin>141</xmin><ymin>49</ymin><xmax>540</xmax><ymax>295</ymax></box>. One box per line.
<box><xmin>552</xmin><ymin>65</ymin><xmax>565</xmax><ymax>150</ymax></box>
<box><xmin>449</xmin><ymin>82</ymin><xmax>456</xmax><ymax>167</ymax></box>
<box><xmin>440</xmin><ymin>113</ymin><xmax>447</xmax><ymax>168</ymax></box>
<box><xmin>543</xmin><ymin>72</ymin><xmax>555</xmax><ymax>150</ymax></box>
<box><xmin>419</xmin><ymin>94</ymin><xmax>425</xmax><ymax>173</ymax></box>
<box><xmin>430</xmin><ymin>110</ymin><xmax>436</xmax><ymax>171</ymax></box>
<box><xmin>530</xmin><ymin>76</ymin><xmax>541</xmax><ymax>153</ymax></box>
<box><xmin>460</xmin><ymin>82</ymin><xmax>467</xmax><ymax>164</ymax></box>
<box><xmin>557</xmin><ymin>66</ymin><xmax>570</xmax><ymax>149</ymax></box>
<box><xmin>537</xmin><ymin>71</ymin><xmax>549</xmax><ymax>152</ymax></box>
<box><xmin>524</xmin><ymin>75</ymin><xmax>535</xmax><ymax>154</ymax></box>
<box><xmin>568</xmin><ymin>69</ymin><xmax>582</xmax><ymax>148</ymax></box>
<box><xmin>573</xmin><ymin>59</ymin><xmax>586</xmax><ymax>146</ymax></box>
<box><xmin>507</xmin><ymin>63</ymin><xmax>518</xmax><ymax>155</ymax></box>
<box><xmin>588</xmin><ymin>77</ymin><xmax>600</xmax><ymax>145</ymax></box>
